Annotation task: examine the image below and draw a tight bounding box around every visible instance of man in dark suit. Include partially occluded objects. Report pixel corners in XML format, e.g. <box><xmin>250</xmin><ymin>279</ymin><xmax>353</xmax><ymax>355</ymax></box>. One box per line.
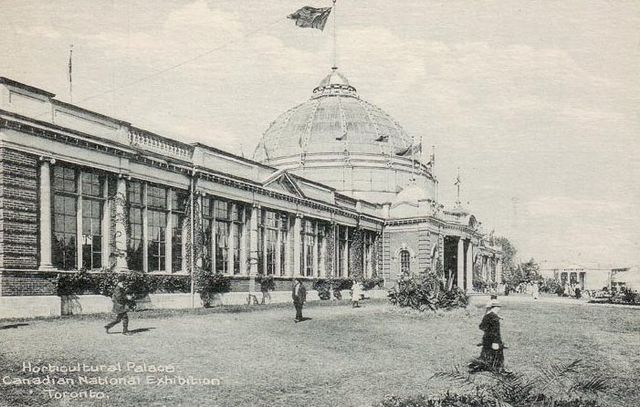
<box><xmin>104</xmin><ymin>274</ymin><xmax>133</xmax><ymax>335</ymax></box>
<box><xmin>292</xmin><ymin>278</ymin><xmax>307</xmax><ymax>322</ymax></box>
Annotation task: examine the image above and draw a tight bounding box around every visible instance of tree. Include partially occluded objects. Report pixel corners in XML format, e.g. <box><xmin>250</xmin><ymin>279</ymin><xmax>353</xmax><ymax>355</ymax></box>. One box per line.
<box><xmin>495</xmin><ymin>236</ymin><xmax>517</xmax><ymax>285</ymax></box>
<box><xmin>517</xmin><ymin>258</ymin><xmax>541</xmax><ymax>283</ymax></box>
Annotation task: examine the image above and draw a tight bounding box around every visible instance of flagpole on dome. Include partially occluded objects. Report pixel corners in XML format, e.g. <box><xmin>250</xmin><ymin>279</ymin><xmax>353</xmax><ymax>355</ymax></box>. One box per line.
<box><xmin>332</xmin><ymin>0</ymin><xmax>338</xmax><ymax>69</ymax></box>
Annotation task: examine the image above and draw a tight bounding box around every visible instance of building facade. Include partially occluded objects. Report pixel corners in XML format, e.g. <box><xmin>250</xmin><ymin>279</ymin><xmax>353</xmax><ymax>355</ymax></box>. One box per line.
<box><xmin>0</xmin><ymin>72</ymin><xmax>502</xmax><ymax>310</ymax></box>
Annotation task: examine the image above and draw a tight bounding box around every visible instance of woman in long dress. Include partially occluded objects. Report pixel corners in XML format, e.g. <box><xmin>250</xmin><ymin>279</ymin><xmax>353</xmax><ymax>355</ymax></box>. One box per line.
<box><xmin>351</xmin><ymin>280</ymin><xmax>363</xmax><ymax>308</ymax></box>
<box><xmin>470</xmin><ymin>300</ymin><xmax>505</xmax><ymax>372</ymax></box>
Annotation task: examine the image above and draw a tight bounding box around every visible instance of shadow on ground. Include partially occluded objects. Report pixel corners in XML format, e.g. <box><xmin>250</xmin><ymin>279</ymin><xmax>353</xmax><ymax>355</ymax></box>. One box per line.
<box><xmin>0</xmin><ymin>323</ymin><xmax>29</xmax><ymax>330</ymax></box>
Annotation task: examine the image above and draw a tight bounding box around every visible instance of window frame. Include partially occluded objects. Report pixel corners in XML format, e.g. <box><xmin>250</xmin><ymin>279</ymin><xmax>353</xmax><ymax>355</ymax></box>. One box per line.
<box><xmin>52</xmin><ymin>164</ymin><xmax>108</xmax><ymax>271</ymax></box>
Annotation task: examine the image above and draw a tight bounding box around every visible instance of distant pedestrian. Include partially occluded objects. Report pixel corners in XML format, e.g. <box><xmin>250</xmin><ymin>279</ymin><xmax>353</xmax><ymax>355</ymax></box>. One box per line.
<box><xmin>292</xmin><ymin>278</ymin><xmax>307</xmax><ymax>322</ymax></box>
<box><xmin>532</xmin><ymin>282</ymin><xmax>539</xmax><ymax>300</ymax></box>
<box><xmin>351</xmin><ymin>280</ymin><xmax>364</xmax><ymax>308</ymax></box>
<box><xmin>104</xmin><ymin>274</ymin><xmax>134</xmax><ymax>335</ymax></box>
<box><xmin>470</xmin><ymin>299</ymin><xmax>505</xmax><ymax>372</ymax></box>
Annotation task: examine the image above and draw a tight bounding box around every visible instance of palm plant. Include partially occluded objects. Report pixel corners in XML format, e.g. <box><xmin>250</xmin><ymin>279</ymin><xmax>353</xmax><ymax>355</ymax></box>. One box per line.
<box><xmin>433</xmin><ymin>359</ymin><xmax>609</xmax><ymax>407</ymax></box>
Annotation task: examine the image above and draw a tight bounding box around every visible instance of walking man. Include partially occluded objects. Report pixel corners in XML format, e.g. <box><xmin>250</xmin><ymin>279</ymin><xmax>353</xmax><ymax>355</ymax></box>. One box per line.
<box><xmin>105</xmin><ymin>274</ymin><xmax>133</xmax><ymax>335</ymax></box>
<box><xmin>292</xmin><ymin>278</ymin><xmax>307</xmax><ymax>322</ymax></box>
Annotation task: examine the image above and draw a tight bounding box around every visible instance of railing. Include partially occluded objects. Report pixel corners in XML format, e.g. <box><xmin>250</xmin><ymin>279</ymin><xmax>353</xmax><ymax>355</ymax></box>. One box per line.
<box><xmin>129</xmin><ymin>128</ymin><xmax>192</xmax><ymax>160</ymax></box>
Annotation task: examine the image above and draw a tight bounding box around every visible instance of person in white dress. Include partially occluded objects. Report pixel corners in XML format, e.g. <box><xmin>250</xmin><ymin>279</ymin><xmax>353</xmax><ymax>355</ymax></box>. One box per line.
<box><xmin>531</xmin><ymin>282</ymin><xmax>539</xmax><ymax>300</ymax></box>
<box><xmin>351</xmin><ymin>280</ymin><xmax>364</xmax><ymax>308</ymax></box>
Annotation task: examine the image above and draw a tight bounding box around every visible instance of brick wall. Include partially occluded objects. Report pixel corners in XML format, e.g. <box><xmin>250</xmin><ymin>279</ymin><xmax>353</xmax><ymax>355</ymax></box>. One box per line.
<box><xmin>0</xmin><ymin>271</ymin><xmax>57</xmax><ymax>296</ymax></box>
<box><xmin>0</xmin><ymin>148</ymin><xmax>59</xmax><ymax>296</ymax></box>
<box><xmin>0</xmin><ymin>148</ymin><xmax>39</xmax><ymax>270</ymax></box>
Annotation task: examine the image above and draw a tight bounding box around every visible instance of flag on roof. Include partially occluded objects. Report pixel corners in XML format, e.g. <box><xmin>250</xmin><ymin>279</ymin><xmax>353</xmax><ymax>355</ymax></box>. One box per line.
<box><xmin>287</xmin><ymin>6</ymin><xmax>332</xmax><ymax>31</ymax></box>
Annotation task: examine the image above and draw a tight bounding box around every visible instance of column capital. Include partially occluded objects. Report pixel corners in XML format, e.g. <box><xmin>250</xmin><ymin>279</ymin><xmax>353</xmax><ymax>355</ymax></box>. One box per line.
<box><xmin>296</xmin><ymin>213</ymin><xmax>303</xmax><ymax>219</ymax></box>
<box><xmin>39</xmin><ymin>156</ymin><xmax>55</xmax><ymax>164</ymax></box>
<box><xmin>117</xmin><ymin>172</ymin><xmax>132</xmax><ymax>180</ymax></box>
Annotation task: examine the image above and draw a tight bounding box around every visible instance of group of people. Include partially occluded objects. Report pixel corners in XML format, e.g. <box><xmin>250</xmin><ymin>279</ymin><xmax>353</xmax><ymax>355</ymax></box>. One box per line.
<box><xmin>104</xmin><ymin>276</ymin><xmax>368</xmax><ymax>332</ymax></box>
<box><xmin>104</xmin><ymin>275</ymin><xmax>509</xmax><ymax>373</ymax></box>
<box><xmin>292</xmin><ymin>278</ymin><xmax>365</xmax><ymax>322</ymax></box>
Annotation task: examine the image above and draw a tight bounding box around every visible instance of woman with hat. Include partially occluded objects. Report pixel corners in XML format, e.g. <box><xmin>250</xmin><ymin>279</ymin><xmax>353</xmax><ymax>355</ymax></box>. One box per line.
<box><xmin>475</xmin><ymin>299</ymin><xmax>505</xmax><ymax>371</ymax></box>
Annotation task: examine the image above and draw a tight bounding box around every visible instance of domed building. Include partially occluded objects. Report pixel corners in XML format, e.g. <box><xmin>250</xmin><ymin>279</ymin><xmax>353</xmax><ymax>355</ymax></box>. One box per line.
<box><xmin>0</xmin><ymin>71</ymin><xmax>503</xmax><ymax>318</ymax></box>
<box><xmin>254</xmin><ymin>67</ymin><xmax>436</xmax><ymax>203</ymax></box>
<box><xmin>253</xmin><ymin>67</ymin><xmax>503</xmax><ymax>290</ymax></box>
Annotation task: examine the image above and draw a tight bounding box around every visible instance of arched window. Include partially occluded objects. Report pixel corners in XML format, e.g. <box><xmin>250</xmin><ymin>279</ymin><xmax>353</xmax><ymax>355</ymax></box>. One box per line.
<box><xmin>400</xmin><ymin>250</ymin><xmax>411</xmax><ymax>274</ymax></box>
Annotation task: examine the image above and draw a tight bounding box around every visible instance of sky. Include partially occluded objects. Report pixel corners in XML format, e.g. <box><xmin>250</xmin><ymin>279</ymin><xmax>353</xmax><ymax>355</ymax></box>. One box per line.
<box><xmin>1</xmin><ymin>0</ymin><xmax>638</xmax><ymax>267</ymax></box>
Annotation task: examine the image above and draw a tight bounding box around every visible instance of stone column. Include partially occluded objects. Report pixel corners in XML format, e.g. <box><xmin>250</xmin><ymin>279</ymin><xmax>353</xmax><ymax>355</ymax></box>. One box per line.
<box><xmin>101</xmin><ymin>178</ymin><xmax>110</xmax><ymax>269</ymax></box>
<box><xmin>292</xmin><ymin>214</ymin><xmax>302</xmax><ymax>276</ymax></box>
<box><xmin>76</xmin><ymin>174</ymin><xmax>83</xmax><ymax>269</ymax></box>
<box><xmin>228</xmin><ymin>204</ymin><xmax>236</xmax><ymax>274</ymax></box>
<box><xmin>284</xmin><ymin>215</ymin><xmax>292</xmax><ymax>276</ymax></box>
<box><xmin>465</xmin><ymin>241</ymin><xmax>473</xmax><ymax>291</ymax></box>
<box><xmin>275</xmin><ymin>221</ymin><xmax>282</xmax><ymax>276</ymax></box>
<box><xmin>239</xmin><ymin>206</ymin><xmax>248</xmax><ymax>275</ymax></box>
<box><xmin>496</xmin><ymin>258</ymin><xmax>503</xmax><ymax>283</ymax></box>
<box><xmin>114</xmin><ymin>175</ymin><xmax>129</xmax><ymax>271</ymax></box>
<box><xmin>456</xmin><ymin>237</ymin><xmax>464</xmax><ymax>289</ymax></box>
<box><xmin>38</xmin><ymin>158</ymin><xmax>56</xmax><ymax>271</ymax></box>
<box><xmin>482</xmin><ymin>256</ymin><xmax>487</xmax><ymax>282</ymax></box>
<box><xmin>312</xmin><ymin>222</ymin><xmax>319</xmax><ymax>277</ymax></box>
<box><xmin>165</xmin><ymin>190</ymin><xmax>173</xmax><ymax>273</ymax></box>
<box><xmin>319</xmin><ymin>225</ymin><xmax>327</xmax><ymax>277</ymax></box>
<box><xmin>142</xmin><ymin>184</ymin><xmax>148</xmax><ymax>272</ymax></box>
<box><xmin>194</xmin><ymin>194</ymin><xmax>203</xmax><ymax>270</ymax></box>
<box><xmin>249</xmin><ymin>204</ymin><xmax>259</xmax><ymax>275</ymax></box>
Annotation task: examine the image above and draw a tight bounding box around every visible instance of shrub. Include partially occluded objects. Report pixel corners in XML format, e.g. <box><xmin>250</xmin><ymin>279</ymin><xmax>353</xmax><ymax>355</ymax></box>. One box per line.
<box><xmin>376</xmin><ymin>392</ymin><xmax>493</xmax><ymax>407</ymax></box>
<box><xmin>312</xmin><ymin>278</ymin><xmax>353</xmax><ymax>300</ymax></box>
<box><xmin>361</xmin><ymin>277</ymin><xmax>384</xmax><ymax>290</ymax></box>
<box><xmin>376</xmin><ymin>393</ymin><xmax>600</xmax><ymax>407</ymax></box>
<box><xmin>57</xmin><ymin>270</ymin><xmax>191</xmax><ymax>297</ymax></box>
<box><xmin>255</xmin><ymin>274</ymin><xmax>275</xmax><ymax>292</ymax></box>
<box><xmin>148</xmin><ymin>274</ymin><xmax>191</xmax><ymax>293</ymax></box>
<box><xmin>388</xmin><ymin>272</ymin><xmax>468</xmax><ymax>312</ymax></box>
<box><xmin>194</xmin><ymin>268</ymin><xmax>231</xmax><ymax>307</ymax></box>
<box><xmin>540</xmin><ymin>277</ymin><xmax>562</xmax><ymax>295</ymax></box>
<box><xmin>431</xmin><ymin>359</ymin><xmax>609</xmax><ymax>407</ymax></box>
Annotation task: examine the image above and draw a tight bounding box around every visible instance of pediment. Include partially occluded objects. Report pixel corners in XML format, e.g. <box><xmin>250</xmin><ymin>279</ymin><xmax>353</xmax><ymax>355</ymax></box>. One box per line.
<box><xmin>262</xmin><ymin>170</ymin><xmax>305</xmax><ymax>198</ymax></box>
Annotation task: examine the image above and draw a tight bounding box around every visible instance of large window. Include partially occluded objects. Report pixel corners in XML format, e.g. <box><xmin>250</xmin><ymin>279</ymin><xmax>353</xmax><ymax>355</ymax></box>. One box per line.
<box><xmin>202</xmin><ymin>197</ymin><xmax>246</xmax><ymax>275</ymax></box>
<box><xmin>171</xmin><ymin>191</ymin><xmax>187</xmax><ymax>273</ymax></box>
<box><xmin>257</xmin><ymin>209</ymin><xmax>289</xmax><ymax>276</ymax></box>
<box><xmin>259</xmin><ymin>209</ymin><xmax>281</xmax><ymax>275</ymax></box>
<box><xmin>231</xmin><ymin>204</ymin><xmax>244</xmax><ymax>274</ymax></box>
<box><xmin>52</xmin><ymin>165</ymin><xmax>106</xmax><ymax>271</ymax></box>
<box><xmin>81</xmin><ymin>173</ymin><xmax>104</xmax><ymax>270</ymax></box>
<box><xmin>127</xmin><ymin>182</ymin><xmax>144</xmax><ymax>271</ymax></box>
<box><xmin>147</xmin><ymin>185</ymin><xmax>167</xmax><ymax>272</ymax></box>
<box><xmin>126</xmin><ymin>180</ymin><xmax>187</xmax><ymax>273</ymax></box>
<box><xmin>214</xmin><ymin>200</ymin><xmax>230</xmax><ymax>274</ymax></box>
<box><xmin>301</xmin><ymin>220</ymin><xmax>316</xmax><ymax>276</ymax></box>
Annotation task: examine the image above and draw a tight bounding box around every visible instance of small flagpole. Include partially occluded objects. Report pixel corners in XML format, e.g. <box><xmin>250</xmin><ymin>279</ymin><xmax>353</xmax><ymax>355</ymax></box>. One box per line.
<box><xmin>68</xmin><ymin>44</ymin><xmax>73</xmax><ymax>102</ymax></box>
<box><xmin>332</xmin><ymin>0</ymin><xmax>338</xmax><ymax>68</ymax></box>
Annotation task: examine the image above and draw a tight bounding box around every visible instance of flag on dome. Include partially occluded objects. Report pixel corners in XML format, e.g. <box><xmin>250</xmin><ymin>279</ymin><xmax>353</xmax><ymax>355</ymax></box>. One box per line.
<box><xmin>287</xmin><ymin>6</ymin><xmax>332</xmax><ymax>31</ymax></box>
<box><xmin>395</xmin><ymin>143</ymin><xmax>422</xmax><ymax>157</ymax></box>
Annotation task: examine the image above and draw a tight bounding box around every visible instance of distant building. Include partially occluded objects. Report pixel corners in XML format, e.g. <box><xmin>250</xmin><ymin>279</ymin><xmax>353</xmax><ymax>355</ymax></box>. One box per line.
<box><xmin>0</xmin><ymin>69</ymin><xmax>502</xmax><ymax>315</ymax></box>
<box><xmin>611</xmin><ymin>266</ymin><xmax>640</xmax><ymax>292</ymax></box>
<box><xmin>540</xmin><ymin>262</ymin><xmax>640</xmax><ymax>291</ymax></box>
